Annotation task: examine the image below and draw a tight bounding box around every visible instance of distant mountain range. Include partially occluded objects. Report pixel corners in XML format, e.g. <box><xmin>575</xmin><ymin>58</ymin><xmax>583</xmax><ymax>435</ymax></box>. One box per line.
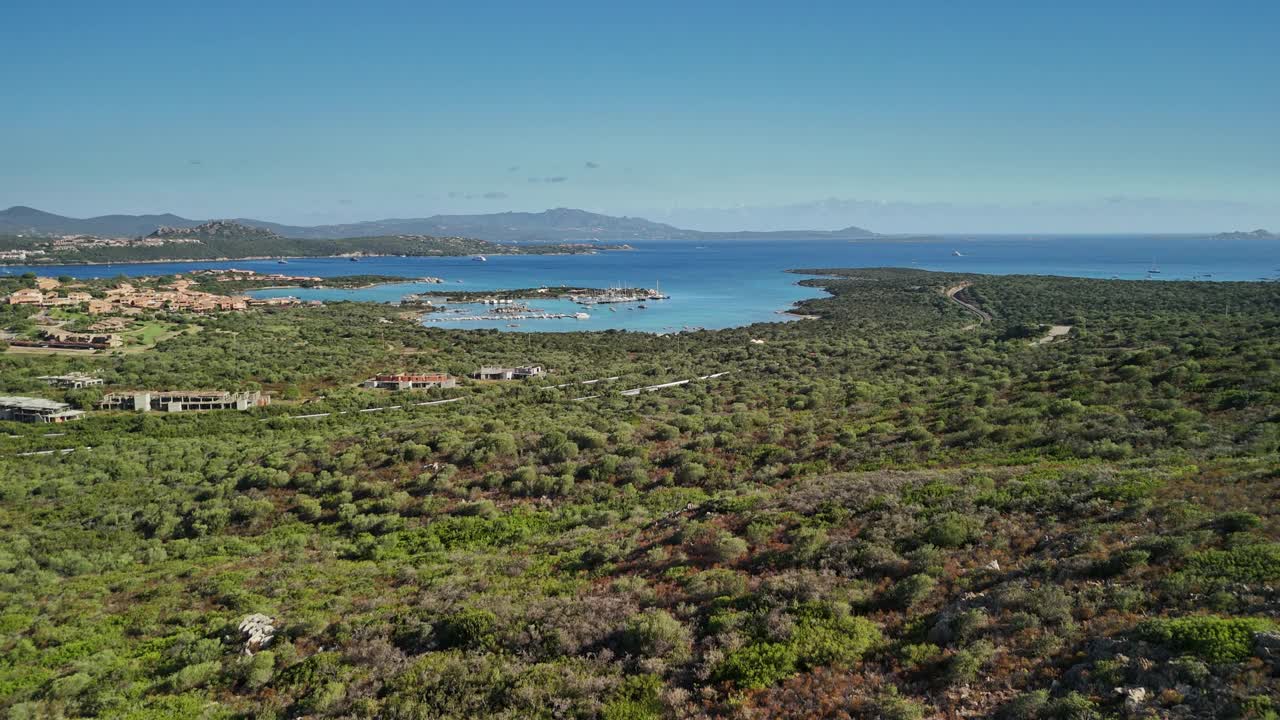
<box><xmin>0</xmin><ymin>205</ymin><xmax>879</xmax><ymax>242</ymax></box>
<box><xmin>1213</xmin><ymin>229</ymin><xmax>1278</xmax><ymax>240</ymax></box>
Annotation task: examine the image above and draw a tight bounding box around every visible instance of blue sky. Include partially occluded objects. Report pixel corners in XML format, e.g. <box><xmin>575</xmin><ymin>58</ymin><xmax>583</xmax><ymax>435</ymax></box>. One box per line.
<box><xmin>2</xmin><ymin>0</ymin><xmax>1277</xmax><ymax>232</ymax></box>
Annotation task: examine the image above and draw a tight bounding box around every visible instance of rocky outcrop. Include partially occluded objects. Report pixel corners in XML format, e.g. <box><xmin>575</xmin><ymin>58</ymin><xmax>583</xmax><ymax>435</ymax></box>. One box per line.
<box><xmin>147</xmin><ymin>220</ymin><xmax>280</xmax><ymax>242</ymax></box>
<box><xmin>239</xmin><ymin>613</ymin><xmax>276</xmax><ymax>654</ymax></box>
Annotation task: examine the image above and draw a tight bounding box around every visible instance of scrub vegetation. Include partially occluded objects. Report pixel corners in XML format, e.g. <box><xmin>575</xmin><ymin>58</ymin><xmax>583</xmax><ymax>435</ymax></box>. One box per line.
<box><xmin>1</xmin><ymin>268</ymin><xmax>1278</xmax><ymax>719</ymax></box>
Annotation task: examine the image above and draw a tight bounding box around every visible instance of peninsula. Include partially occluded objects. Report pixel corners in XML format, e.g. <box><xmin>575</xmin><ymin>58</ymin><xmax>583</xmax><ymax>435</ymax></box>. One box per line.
<box><xmin>0</xmin><ymin>219</ymin><xmax>620</xmax><ymax>265</ymax></box>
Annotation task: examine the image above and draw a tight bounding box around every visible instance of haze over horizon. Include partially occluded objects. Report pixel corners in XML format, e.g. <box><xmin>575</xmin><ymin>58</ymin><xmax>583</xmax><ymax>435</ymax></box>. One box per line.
<box><xmin>3</xmin><ymin>1</ymin><xmax>1277</xmax><ymax>234</ymax></box>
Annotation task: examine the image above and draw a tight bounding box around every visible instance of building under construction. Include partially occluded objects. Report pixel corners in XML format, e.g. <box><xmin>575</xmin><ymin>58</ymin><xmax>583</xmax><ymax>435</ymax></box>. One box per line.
<box><xmin>99</xmin><ymin>390</ymin><xmax>268</xmax><ymax>413</ymax></box>
<box><xmin>362</xmin><ymin>373</ymin><xmax>457</xmax><ymax>390</ymax></box>
<box><xmin>0</xmin><ymin>396</ymin><xmax>85</xmax><ymax>423</ymax></box>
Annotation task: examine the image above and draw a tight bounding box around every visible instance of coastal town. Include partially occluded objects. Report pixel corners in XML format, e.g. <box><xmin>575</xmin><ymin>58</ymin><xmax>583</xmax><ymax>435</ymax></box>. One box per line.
<box><xmin>4</xmin><ymin>271</ymin><xmax>312</xmax><ymax>316</ymax></box>
<box><xmin>0</xmin><ymin>272</ymin><xmax>315</xmax><ymax>352</ymax></box>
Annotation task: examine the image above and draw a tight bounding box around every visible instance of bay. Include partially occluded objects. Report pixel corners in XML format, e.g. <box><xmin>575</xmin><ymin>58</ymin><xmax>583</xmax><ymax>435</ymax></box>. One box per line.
<box><xmin>4</xmin><ymin>236</ymin><xmax>1277</xmax><ymax>333</ymax></box>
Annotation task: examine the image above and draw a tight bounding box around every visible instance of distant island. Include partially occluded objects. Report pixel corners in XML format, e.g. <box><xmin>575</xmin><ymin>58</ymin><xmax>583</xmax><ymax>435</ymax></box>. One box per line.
<box><xmin>1213</xmin><ymin>229</ymin><xmax>1278</xmax><ymax>240</ymax></box>
<box><xmin>0</xmin><ymin>205</ymin><xmax>879</xmax><ymax>244</ymax></box>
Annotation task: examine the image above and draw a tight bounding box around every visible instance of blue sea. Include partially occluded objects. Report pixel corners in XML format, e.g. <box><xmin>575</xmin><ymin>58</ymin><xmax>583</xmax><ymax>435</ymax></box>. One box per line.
<box><xmin>6</xmin><ymin>236</ymin><xmax>1278</xmax><ymax>333</ymax></box>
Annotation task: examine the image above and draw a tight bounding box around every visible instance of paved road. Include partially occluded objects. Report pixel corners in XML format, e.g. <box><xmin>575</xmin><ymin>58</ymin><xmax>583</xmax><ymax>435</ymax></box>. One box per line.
<box><xmin>944</xmin><ymin>283</ymin><xmax>991</xmax><ymax>327</ymax></box>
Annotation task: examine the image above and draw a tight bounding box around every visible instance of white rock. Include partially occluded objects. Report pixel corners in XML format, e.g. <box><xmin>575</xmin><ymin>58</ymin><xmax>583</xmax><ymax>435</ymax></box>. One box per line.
<box><xmin>1122</xmin><ymin>686</ymin><xmax>1148</xmax><ymax>714</ymax></box>
<box><xmin>239</xmin><ymin>613</ymin><xmax>276</xmax><ymax>654</ymax></box>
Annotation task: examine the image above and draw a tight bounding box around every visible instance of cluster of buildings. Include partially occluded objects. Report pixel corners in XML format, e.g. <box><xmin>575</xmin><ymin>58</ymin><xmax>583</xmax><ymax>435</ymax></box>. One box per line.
<box><xmin>48</xmin><ymin>235</ymin><xmax>201</xmax><ymax>250</ymax></box>
<box><xmin>0</xmin><ymin>372</ymin><xmax>270</xmax><ymax>423</ymax></box>
<box><xmin>0</xmin><ymin>249</ymin><xmax>46</xmax><ymax>261</ymax></box>
<box><xmin>39</xmin><ymin>373</ymin><xmax>105</xmax><ymax>388</ymax></box>
<box><xmin>191</xmin><ymin>268</ymin><xmax>324</xmax><ymax>284</ymax></box>
<box><xmin>4</xmin><ymin>276</ymin><xmax>301</xmax><ymax>316</ymax></box>
<box><xmin>7</xmin><ymin>278</ymin><xmax>94</xmax><ymax>308</ymax></box>
<box><xmin>360</xmin><ymin>366</ymin><xmax>546</xmax><ymax>389</ymax></box>
<box><xmin>99</xmin><ymin>390</ymin><xmax>269</xmax><ymax>413</ymax></box>
<box><xmin>95</xmin><ymin>279</ymin><xmax>257</xmax><ymax>314</ymax></box>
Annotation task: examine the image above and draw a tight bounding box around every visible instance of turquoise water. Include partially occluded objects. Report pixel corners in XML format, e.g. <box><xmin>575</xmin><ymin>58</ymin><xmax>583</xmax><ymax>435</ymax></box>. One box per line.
<box><xmin>6</xmin><ymin>236</ymin><xmax>1278</xmax><ymax>333</ymax></box>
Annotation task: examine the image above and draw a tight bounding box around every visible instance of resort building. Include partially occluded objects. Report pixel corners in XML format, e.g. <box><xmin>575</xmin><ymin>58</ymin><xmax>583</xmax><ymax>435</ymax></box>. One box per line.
<box><xmin>7</xmin><ymin>330</ymin><xmax>122</xmax><ymax>351</ymax></box>
<box><xmin>45</xmin><ymin>329</ymin><xmax>122</xmax><ymax>348</ymax></box>
<box><xmin>38</xmin><ymin>373</ymin><xmax>105</xmax><ymax>389</ymax></box>
<box><xmin>474</xmin><ymin>365</ymin><xmax>545</xmax><ymax>381</ymax></box>
<box><xmin>0</xmin><ymin>396</ymin><xmax>85</xmax><ymax>423</ymax></box>
<box><xmin>99</xmin><ymin>390</ymin><xmax>269</xmax><ymax>413</ymax></box>
<box><xmin>7</xmin><ymin>289</ymin><xmax>45</xmax><ymax>306</ymax></box>
<box><xmin>362</xmin><ymin>373</ymin><xmax>457</xmax><ymax>390</ymax></box>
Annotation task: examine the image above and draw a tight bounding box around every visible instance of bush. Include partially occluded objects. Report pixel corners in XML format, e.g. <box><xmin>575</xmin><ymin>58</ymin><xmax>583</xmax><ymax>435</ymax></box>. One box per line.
<box><xmin>714</xmin><ymin>642</ymin><xmax>797</xmax><ymax>689</ymax></box>
<box><xmin>243</xmin><ymin>651</ymin><xmax>275</xmax><ymax>689</ymax></box>
<box><xmin>891</xmin><ymin>573</ymin><xmax>937</xmax><ymax>609</ymax></box>
<box><xmin>621</xmin><ymin>609</ymin><xmax>692</xmax><ymax>662</ymax></box>
<box><xmin>1138</xmin><ymin>615</ymin><xmax>1276</xmax><ymax>663</ymax></box>
<box><xmin>436</xmin><ymin>608</ymin><xmax>498</xmax><ymax>651</ymax></box>
<box><xmin>1214</xmin><ymin>511</ymin><xmax>1263</xmax><ymax>534</ymax></box>
<box><xmin>709</xmin><ymin>532</ymin><xmax>749</xmax><ymax>564</ymax></box>
<box><xmin>170</xmin><ymin>660</ymin><xmax>222</xmax><ymax>691</ymax></box>
<box><xmin>924</xmin><ymin>513</ymin><xmax>974</xmax><ymax>548</ymax></box>
<box><xmin>1185</xmin><ymin>544</ymin><xmax>1280</xmax><ymax>583</ymax></box>
<box><xmin>790</xmin><ymin>612</ymin><xmax>881</xmax><ymax>669</ymax></box>
<box><xmin>870</xmin><ymin>689</ymin><xmax>928</xmax><ymax>720</ymax></box>
<box><xmin>602</xmin><ymin>674</ymin><xmax>664</xmax><ymax>720</ymax></box>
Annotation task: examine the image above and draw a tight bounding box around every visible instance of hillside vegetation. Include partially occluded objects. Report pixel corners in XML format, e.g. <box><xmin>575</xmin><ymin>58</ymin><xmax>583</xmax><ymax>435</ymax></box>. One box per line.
<box><xmin>0</xmin><ymin>269</ymin><xmax>1278</xmax><ymax>719</ymax></box>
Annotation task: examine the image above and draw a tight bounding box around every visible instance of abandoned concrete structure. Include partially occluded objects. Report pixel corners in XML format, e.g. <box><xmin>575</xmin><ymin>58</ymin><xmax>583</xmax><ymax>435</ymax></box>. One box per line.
<box><xmin>99</xmin><ymin>390</ymin><xmax>268</xmax><ymax>413</ymax></box>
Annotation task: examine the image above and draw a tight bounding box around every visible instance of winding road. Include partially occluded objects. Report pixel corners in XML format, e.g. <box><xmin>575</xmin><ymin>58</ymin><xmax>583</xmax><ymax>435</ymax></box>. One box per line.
<box><xmin>944</xmin><ymin>282</ymin><xmax>991</xmax><ymax>328</ymax></box>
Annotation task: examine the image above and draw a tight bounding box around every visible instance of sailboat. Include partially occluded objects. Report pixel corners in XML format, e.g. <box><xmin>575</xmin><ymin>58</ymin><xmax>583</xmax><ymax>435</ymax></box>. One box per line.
<box><xmin>1147</xmin><ymin>258</ymin><xmax>1161</xmax><ymax>274</ymax></box>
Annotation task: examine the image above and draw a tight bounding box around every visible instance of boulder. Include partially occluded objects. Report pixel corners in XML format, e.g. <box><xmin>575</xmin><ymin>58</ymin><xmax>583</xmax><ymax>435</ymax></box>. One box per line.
<box><xmin>239</xmin><ymin>613</ymin><xmax>276</xmax><ymax>654</ymax></box>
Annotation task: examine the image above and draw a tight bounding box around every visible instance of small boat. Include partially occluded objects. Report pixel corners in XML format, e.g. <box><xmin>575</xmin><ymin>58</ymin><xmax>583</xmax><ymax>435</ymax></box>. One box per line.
<box><xmin>637</xmin><ymin>304</ymin><xmax>647</xmax><ymax>309</ymax></box>
<box><xmin>349</xmin><ymin>256</ymin><xmax>360</xmax><ymax>262</ymax></box>
<box><xmin>952</xmin><ymin>250</ymin><xmax>964</xmax><ymax>257</ymax></box>
<box><xmin>574</xmin><ymin>312</ymin><xmax>590</xmax><ymax>319</ymax></box>
<box><xmin>473</xmin><ymin>255</ymin><xmax>487</xmax><ymax>262</ymax></box>
<box><xmin>277</xmin><ymin>259</ymin><xmax>288</xmax><ymax>265</ymax></box>
<box><xmin>609</xmin><ymin>307</ymin><xmax>616</xmax><ymax>312</ymax></box>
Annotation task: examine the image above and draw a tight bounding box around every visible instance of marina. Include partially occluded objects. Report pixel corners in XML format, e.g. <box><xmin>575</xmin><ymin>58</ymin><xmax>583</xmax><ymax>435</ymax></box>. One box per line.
<box><xmin>424</xmin><ymin>310</ymin><xmax>590</xmax><ymax>323</ymax></box>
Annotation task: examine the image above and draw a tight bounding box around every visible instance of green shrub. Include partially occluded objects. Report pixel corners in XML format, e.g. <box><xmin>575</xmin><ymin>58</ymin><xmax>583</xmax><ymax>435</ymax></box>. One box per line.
<box><xmin>242</xmin><ymin>651</ymin><xmax>275</xmax><ymax>690</ymax></box>
<box><xmin>790</xmin><ymin>612</ymin><xmax>881</xmax><ymax>669</ymax></box>
<box><xmin>622</xmin><ymin>609</ymin><xmax>692</xmax><ymax>662</ymax></box>
<box><xmin>1093</xmin><ymin>475</ymin><xmax>1161</xmax><ymax>502</ymax></box>
<box><xmin>1185</xmin><ymin>544</ymin><xmax>1280</xmax><ymax>583</ymax></box>
<box><xmin>1138</xmin><ymin>615</ymin><xmax>1276</xmax><ymax>663</ymax></box>
<box><xmin>1214</xmin><ymin>511</ymin><xmax>1263</xmax><ymax>534</ymax></box>
<box><xmin>899</xmin><ymin>642</ymin><xmax>943</xmax><ymax>671</ymax></box>
<box><xmin>870</xmin><ymin>688</ymin><xmax>928</xmax><ymax>720</ymax></box>
<box><xmin>436</xmin><ymin>608</ymin><xmax>498</xmax><ymax>651</ymax></box>
<box><xmin>714</xmin><ymin>642</ymin><xmax>797</xmax><ymax>689</ymax></box>
<box><xmin>602</xmin><ymin>674</ymin><xmax>664</xmax><ymax>720</ymax></box>
<box><xmin>924</xmin><ymin>513</ymin><xmax>974</xmax><ymax>548</ymax></box>
<box><xmin>891</xmin><ymin>573</ymin><xmax>937</xmax><ymax>609</ymax></box>
<box><xmin>169</xmin><ymin>660</ymin><xmax>221</xmax><ymax>691</ymax></box>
